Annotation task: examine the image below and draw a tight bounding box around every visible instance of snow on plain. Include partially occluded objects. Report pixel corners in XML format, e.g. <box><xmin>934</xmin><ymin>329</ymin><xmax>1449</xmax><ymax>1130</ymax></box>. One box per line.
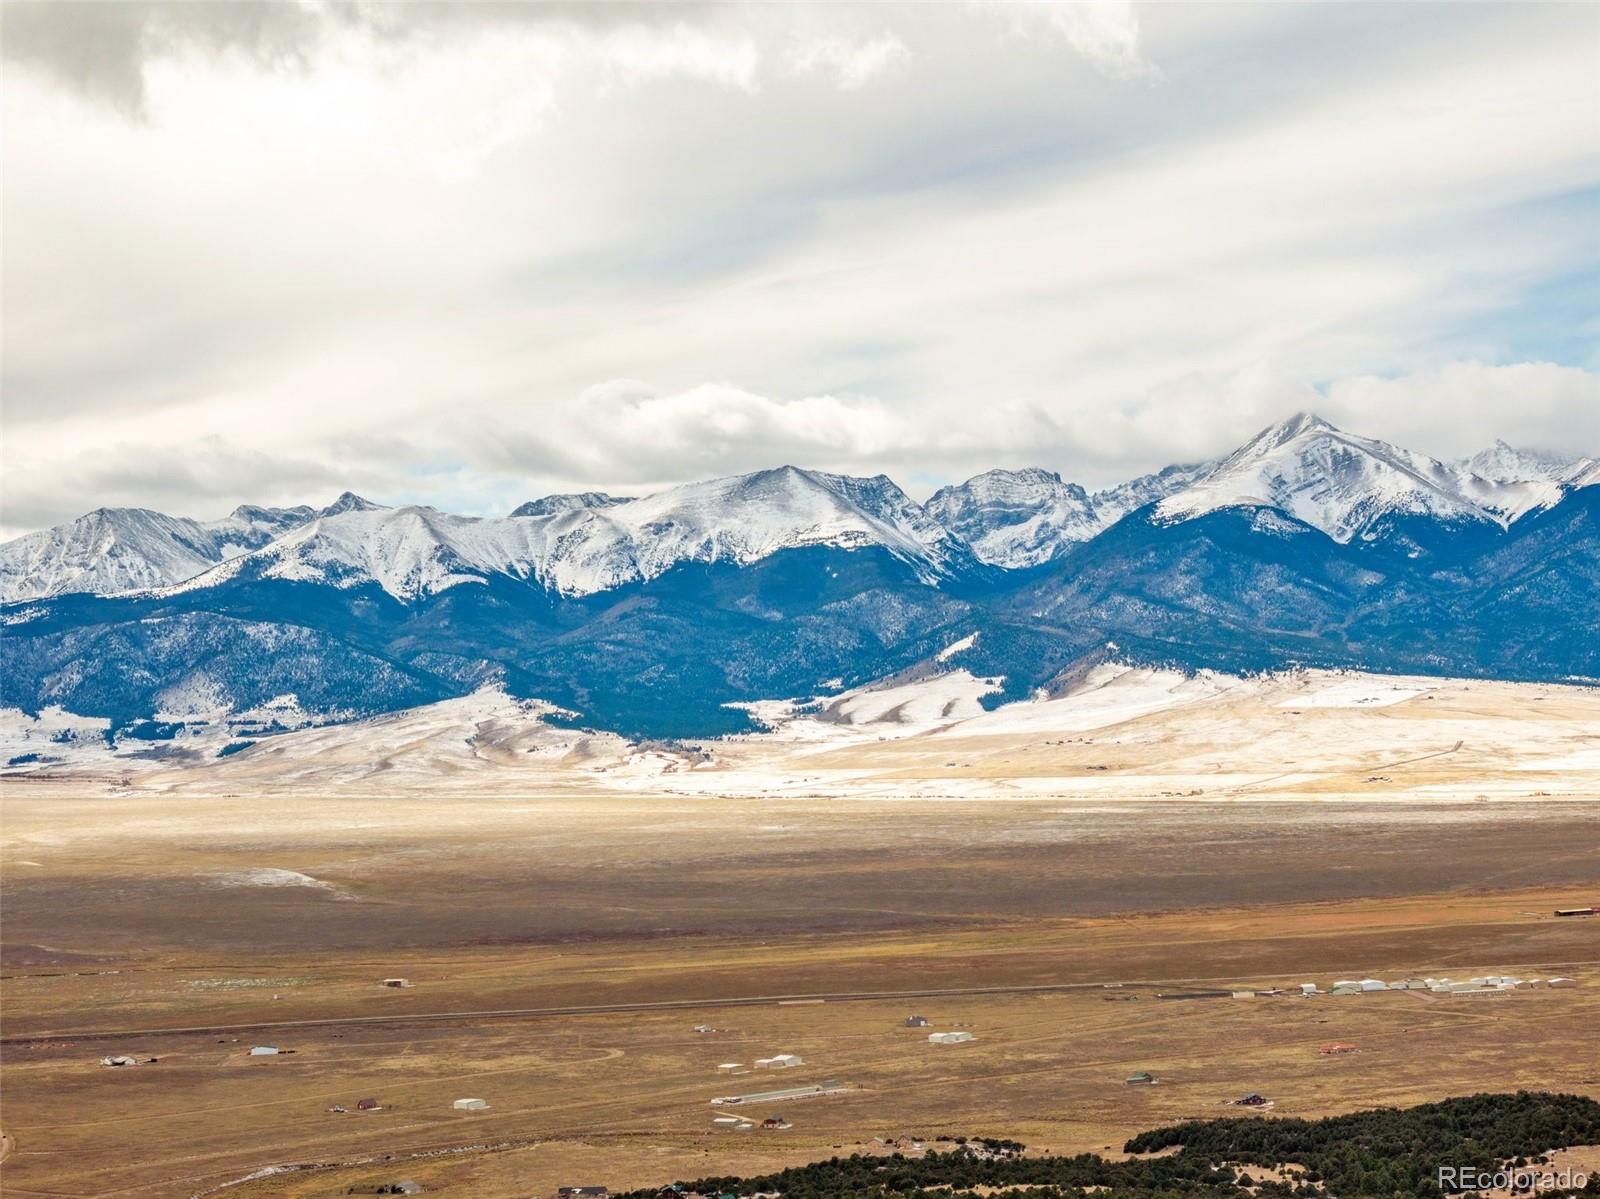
<box><xmin>209</xmin><ymin>868</ymin><xmax>334</xmax><ymax>890</ymax></box>
<box><xmin>1275</xmin><ymin>679</ymin><xmax>1435</xmax><ymax>708</ymax></box>
<box><xmin>952</xmin><ymin>664</ymin><xmax>1250</xmax><ymax>735</ymax></box>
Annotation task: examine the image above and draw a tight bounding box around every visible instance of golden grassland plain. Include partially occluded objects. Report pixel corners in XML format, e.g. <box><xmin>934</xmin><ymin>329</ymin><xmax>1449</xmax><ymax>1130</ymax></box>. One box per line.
<box><xmin>2</xmin><ymin>673</ymin><xmax>1598</xmax><ymax>1198</ymax></box>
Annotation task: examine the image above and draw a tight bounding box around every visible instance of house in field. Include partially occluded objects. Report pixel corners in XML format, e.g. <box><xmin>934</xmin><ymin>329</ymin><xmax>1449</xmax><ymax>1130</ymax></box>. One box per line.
<box><xmin>1299</xmin><ymin>983</ymin><xmax>1319</xmax><ymax>995</ymax></box>
<box><xmin>381</xmin><ymin>978</ymin><xmax>413</xmax><ymax>988</ymax></box>
<box><xmin>1358</xmin><ymin>978</ymin><xmax>1387</xmax><ymax>991</ymax></box>
<box><xmin>1554</xmin><ymin>907</ymin><xmax>1595</xmax><ymax>918</ymax></box>
<box><xmin>1231</xmin><ymin>990</ymin><xmax>1256</xmax><ymax>999</ymax></box>
<box><xmin>357</xmin><ymin>1097</ymin><xmax>381</xmax><ymax>1110</ymax></box>
<box><xmin>1237</xmin><ymin>1092</ymin><xmax>1269</xmax><ymax>1107</ymax></box>
<box><xmin>904</xmin><ymin>1015</ymin><xmax>929</xmax><ymax>1027</ymax></box>
<box><xmin>249</xmin><ymin>1046</ymin><xmax>280</xmax><ymax>1056</ymax></box>
<box><xmin>754</xmin><ymin>1053</ymin><xmax>803</xmax><ymax>1068</ymax></box>
<box><xmin>761</xmin><ymin>1114</ymin><xmax>792</xmax><ymax>1129</ymax></box>
<box><xmin>1319</xmin><ymin>1043</ymin><xmax>1357</xmax><ymax>1055</ymax></box>
<box><xmin>452</xmin><ymin>1097</ymin><xmax>489</xmax><ymax>1111</ymax></box>
<box><xmin>100</xmin><ymin>1054</ymin><xmax>140</xmax><ymax>1067</ymax></box>
<box><xmin>693</xmin><ymin>1024</ymin><xmax>716</xmax><ymax>1033</ymax></box>
<box><xmin>928</xmin><ymin>1031</ymin><xmax>975</xmax><ymax>1044</ymax></box>
<box><xmin>1125</xmin><ymin>1071</ymin><xmax>1156</xmax><ymax>1085</ymax></box>
<box><xmin>717</xmin><ymin>1063</ymin><xmax>743</xmax><ymax>1073</ymax></box>
<box><xmin>1548</xmin><ymin>977</ymin><xmax>1578</xmax><ymax>988</ymax></box>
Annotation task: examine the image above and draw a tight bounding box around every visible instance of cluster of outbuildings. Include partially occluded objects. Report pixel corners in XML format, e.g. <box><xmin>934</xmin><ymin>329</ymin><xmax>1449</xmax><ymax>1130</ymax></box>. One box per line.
<box><xmin>327</xmin><ymin>1097</ymin><xmax>383</xmax><ymax>1113</ymax></box>
<box><xmin>1223</xmin><ymin>974</ymin><xmax>1579</xmax><ymax>999</ymax></box>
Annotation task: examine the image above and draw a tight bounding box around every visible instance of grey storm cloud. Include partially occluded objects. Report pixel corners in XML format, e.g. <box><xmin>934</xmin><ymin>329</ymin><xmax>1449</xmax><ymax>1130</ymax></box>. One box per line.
<box><xmin>0</xmin><ymin>0</ymin><xmax>732</xmax><ymax>116</ymax></box>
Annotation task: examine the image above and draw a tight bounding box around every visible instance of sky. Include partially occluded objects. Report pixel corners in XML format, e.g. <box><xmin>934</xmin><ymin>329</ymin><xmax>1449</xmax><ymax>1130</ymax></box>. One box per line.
<box><xmin>2</xmin><ymin>0</ymin><xmax>1598</xmax><ymax>537</ymax></box>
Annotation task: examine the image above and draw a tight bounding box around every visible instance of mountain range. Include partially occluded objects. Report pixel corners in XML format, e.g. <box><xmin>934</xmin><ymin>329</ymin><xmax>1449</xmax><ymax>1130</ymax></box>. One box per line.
<box><xmin>2</xmin><ymin>414</ymin><xmax>1596</xmax><ymax>744</ymax></box>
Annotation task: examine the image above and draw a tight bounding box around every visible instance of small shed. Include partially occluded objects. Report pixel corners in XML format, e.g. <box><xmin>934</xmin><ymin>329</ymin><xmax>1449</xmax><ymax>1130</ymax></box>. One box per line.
<box><xmin>1238</xmin><ymin>1092</ymin><xmax>1269</xmax><ymax>1106</ymax></box>
<box><xmin>381</xmin><ymin>978</ymin><xmax>413</xmax><ymax>988</ymax></box>
<box><xmin>101</xmin><ymin>1054</ymin><xmax>140</xmax><ymax>1067</ymax></box>
<box><xmin>717</xmin><ymin>1062</ymin><xmax>742</xmax><ymax>1073</ymax></box>
<box><xmin>1548</xmin><ymin>976</ymin><xmax>1577</xmax><ymax>988</ymax></box>
<box><xmin>1299</xmin><ymin>983</ymin><xmax>1318</xmax><ymax>995</ymax></box>
<box><xmin>357</xmin><ymin>1097</ymin><xmax>381</xmax><ymax>1110</ymax></box>
<box><xmin>1358</xmin><ymin>978</ymin><xmax>1387</xmax><ymax>991</ymax></box>
<box><xmin>249</xmin><ymin>1046</ymin><xmax>280</xmax><ymax>1056</ymax></box>
<box><xmin>1231</xmin><ymin>990</ymin><xmax>1256</xmax><ymax>999</ymax></box>
<box><xmin>693</xmin><ymin>1024</ymin><xmax>715</xmax><ymax>1034</ymax></box>
<box><xmin>452</xmin><ymin>1097</ymin><xmax>489</xmax><ymax>1111</ymax></box>
<box><xmin>761</xmin><ymin>1114</ymin><xmax>791</xmax><ymax>1129</ymax></box>
<box><xmin>928</xmin><ymin>1031</ymin><xmax>975</xmax><ymax>1044</ymax></box>
<box><xmin>755</xmin><ymin>1053</ymin><xmax>803</xmax><ymax>1068</ymax></box>
<box><xmin>904</xmin><ymin>1015</ymin><xmax>929</xmax><ymax>1027</ymax></box>
<box><xmin>1125</xmin><ymin>1071</ymin><xmax>1156</xmax><ymax>1085</ymax></box>
<box><xmin>1319</xmin><ymin>1042</ymin><xmax>1357</xmax><ymax>1055</ymax></box>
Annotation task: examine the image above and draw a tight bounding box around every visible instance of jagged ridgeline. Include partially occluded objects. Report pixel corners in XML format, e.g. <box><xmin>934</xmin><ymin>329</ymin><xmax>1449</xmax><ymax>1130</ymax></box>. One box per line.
<box><xmin>2</xmin><ymin>417</ymin><xmax>1597</xmax><ymax>740</ymax></box>
<box><xmin>616</xmin><ymin>1092</ymin><xmax>1600</xmax><ymax>1198</ymax></box>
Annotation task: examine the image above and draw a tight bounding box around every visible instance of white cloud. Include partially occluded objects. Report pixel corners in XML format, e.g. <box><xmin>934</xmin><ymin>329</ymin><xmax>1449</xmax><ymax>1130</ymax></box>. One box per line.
<box><xmin>785</xmin><ymin>33</ymin><xmax>911</xmax><ymax>90</ymax></box>
<box><xmin>994</xmin><ymin>0</ymin><xmax>1157</xmax><ymax>79</ymax></box>
<box><xmin>2</xmin><ymin>2</ymin><xmax>1596</xmax><ymax>534</ymax></box>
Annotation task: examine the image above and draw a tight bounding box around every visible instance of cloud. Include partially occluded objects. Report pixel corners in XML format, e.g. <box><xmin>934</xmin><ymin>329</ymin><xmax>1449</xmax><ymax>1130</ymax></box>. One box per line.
<box><xmin>4</xmin><ymin>360</ymin><xmax>1594</xmax><ymax>540</ymax></box>
<box><xmin>994</xmin><ymin>0</ymin><xmax>1157</xmax><ymax>80</ymax></box>
<box><xmin>2</xmin><ymin>2</ymin><xmax>1597</xmax><ymax>533</ymax></box>
<box><xmin>785</xmin><ymin>33</ymin><xmax>911</xmax><ymax>90</ymax></box>
<box><xmin>0</xmin><ymin>438</ymin><xmax>349</xmax><ymax>537</ymax></box>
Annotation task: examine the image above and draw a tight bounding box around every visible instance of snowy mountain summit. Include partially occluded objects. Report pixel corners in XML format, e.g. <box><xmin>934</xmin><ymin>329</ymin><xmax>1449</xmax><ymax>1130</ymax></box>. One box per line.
<box><xmin>1</xmin><ymin>418</ymin><xmax>1592</xmax><ymax>602</ymax></box>
<box><xmin>0</xmin><ymin>504</ymin><xmax>314</xmax><ymax>603</ymax></box>
<box><xmin>150</xmin><ymin>465</ymin><xmax>974</xmax><ymax>603</ymax></box>
<box><xmin>1153</xmin><ymin>413</ymin><xmax>1568</xmax><ymax>542</ymax></box>
<box><xmin>926</xmin><ymin>461</ymin><xmax>1213</xmax><ymax>567</ymax></box>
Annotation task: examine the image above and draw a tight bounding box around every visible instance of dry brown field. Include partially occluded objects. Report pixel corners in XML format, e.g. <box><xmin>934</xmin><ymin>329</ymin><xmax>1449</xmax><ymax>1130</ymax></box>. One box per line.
<box><xmin>3</xmin><ymin>673</ymin><xmax>1598</xmax><ymax>1198</ymax></box>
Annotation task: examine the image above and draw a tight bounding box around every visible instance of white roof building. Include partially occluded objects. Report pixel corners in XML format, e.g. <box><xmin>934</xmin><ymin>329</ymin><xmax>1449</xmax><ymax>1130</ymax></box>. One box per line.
<box><xmin>754</xmin><ymin>1054</ymin><xmax>803</xmax><ymax>1068</ymax></box>
<box><xmin>453</xmin><ymin>1097</ymin><xmax>489</xmax><ymax>1111</ymax></box>
<box><xmin>928</xmin><ymin>1031</ymin><xmax>975</xmax><ymax>1044</ymax></box>
<box><xmin>249</xmin><ymin>1046</ymin><xmax>280</xmax><ymax>1056</ymax></box>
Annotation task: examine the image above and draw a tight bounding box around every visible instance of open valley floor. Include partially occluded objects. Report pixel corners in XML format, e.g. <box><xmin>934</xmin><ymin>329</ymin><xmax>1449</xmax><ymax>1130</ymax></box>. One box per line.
<box><xmin>2</xmin><ymin>671</ymin><xmax>1598</xmax><ymax>1198</ymax></box>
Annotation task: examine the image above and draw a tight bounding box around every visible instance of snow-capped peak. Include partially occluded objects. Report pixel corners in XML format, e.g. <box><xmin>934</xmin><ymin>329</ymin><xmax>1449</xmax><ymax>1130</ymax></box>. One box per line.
<box><xmin>1154</xmin><ymin>415</ymin><xmax>1565</xmax><ymax>542</ymax></box>
<box><xmin>157</xmin><ymin>465</ymin><xmax>975</xmax><ymax>602</ymax></box>
<box><xmin>926</xmin><ymin>469</ymin><xmax>1097</xmax><ymax>568</ymax></box>
<box><xmin>924</xmin><ymin>460</ymin><xmax>1214</xmax><ymax>568</ymax></box>
<box><xmin>511</xmin><ymin>491</ymin><xmax>627</xmax><ymax>518</ymax></box>
<box><xmin>1458</xmin><ymin>440</ymin><xmax>1581</xmax><ymax>485</ymax></box>
<box><xmin>0</xmin><ymin>503</ymin><xmax>317</xmax><ymax>603</ymax></box>
<box><xmin>318</xmin><ymin>491</ymin><xmax>386</xmax><ymax>517</ymax></box>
